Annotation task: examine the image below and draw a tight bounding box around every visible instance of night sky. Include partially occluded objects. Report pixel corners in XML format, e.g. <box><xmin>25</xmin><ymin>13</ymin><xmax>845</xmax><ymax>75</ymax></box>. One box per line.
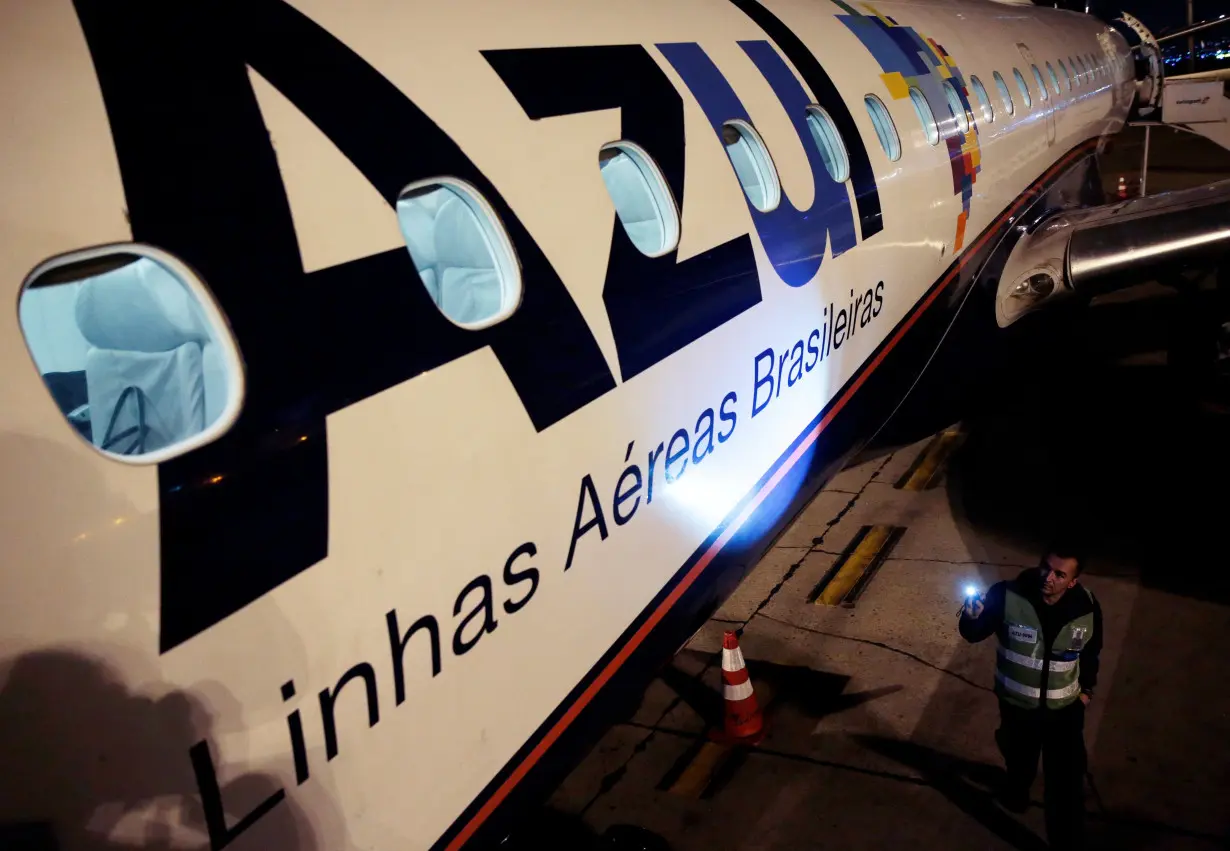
<box><xmin>1042</xmin><ymin>1</ymin><xmax>1230</xmax><ymax>34</ymax></box>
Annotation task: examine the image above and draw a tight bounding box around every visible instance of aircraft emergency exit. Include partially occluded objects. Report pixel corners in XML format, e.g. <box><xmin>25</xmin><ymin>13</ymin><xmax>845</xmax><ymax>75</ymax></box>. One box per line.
<box><xmin>1</xmin><ymin>0</ymin><xmax>1216</xmax><ymax>848</ymax></box>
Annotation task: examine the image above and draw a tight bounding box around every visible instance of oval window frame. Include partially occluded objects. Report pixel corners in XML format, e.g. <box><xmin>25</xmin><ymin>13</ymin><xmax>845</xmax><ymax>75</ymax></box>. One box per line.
<box><xmin>1045</xmin><ymin>62</ymin><xmax>1061</xmax><ymax>96</ymax></box>
<box><xmin>1013</xmin><ymin>67</ymin><xmax>1033</xmax><ymax>109</ymax></box>
<box><xmin>969</xmin><ymin>75</ymin><xmax>994</xmax><ymax>124</ymax></box>
<box><xmin>804</xmin><ymin>105</ymin><xmax>851</xmax><ymax>183</ymax></box>
<box><xmin>863</xmin><ymin>94</ymin><xmax>902</xmax><ymax>162</ymax></box>
<box><xmin>942</xmin><ymin>80</ymin><xmax>971</xmax><ymax>134</ymax></box>
<box><xmin>396</xmin><ymin>176</ymin><xmax>524</xmax><ymax>332</ymax></box>
<box><xmin>597</xmin><ymin>140</ymin><xmax>682</xmax><ymax>259</ymax></box>
<box><xmin>909</xmin><ymin>86</ymin><xmax>940</xmax><ymax>146</ymax></box>
<box><xmin>993</xmin><ymin>71</ymin><xmax>1015</xmax><ymax>116</ymax></box>
<box><xmin>1031</xmin><ymin>65</ymin><xmax>1049</xmax><ymax>101</ymax></box>
<box><xmin>720</xmin><ymin>119</ymin><xmax>782</xmax><ymax>213</ymax></box>
<box><xmin>17</xmin><ymin>242</ymin><xmax>248</xmax><ymax>466</ymax></box>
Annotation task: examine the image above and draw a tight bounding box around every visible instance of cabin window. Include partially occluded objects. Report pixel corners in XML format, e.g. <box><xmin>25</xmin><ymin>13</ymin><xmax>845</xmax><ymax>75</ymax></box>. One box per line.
<box><xmin>969</xmin><ymin>75</ymin><xmax>994</xmax><ymax>123</ymax></box>
<box><xmin>1031</xmin><ymin>65</ymin><xmax>1049</xmax><ymax>101</ymax></box>
<box><xmin>908</xmin><ymin>87</ymin><xmax>940</xmax><ymax>145</ymax></box>
<box><xmin>1013</xmin><ymin>68</ymin><xmax>1032</xmax><ymax>109</ymax></box>
<box><xmin>597</xmin><ymin>142</ymin><xmax>681</xmax><ymax>257</ymax></box>
<box><xmin>805</xmin><ymin>106</ymin><xmax>851</xmax><ymax>182</ymax></box>
<box><xmin>1045</xmin><ymin>62</ymin><xmax>1061</xmax><ymax>95</ymax></box>
<box><xmin>993</xmin><ymin>71</ymin><xmax>1015</xmax><ymax>116</ymax></box>
<box><xmin>721</xmin><ymin>120</ymin><xmax>781</xmax><ymax>213</ymax></box>
<box><xmin>1068</xmin><ymin>56</ymin><xmax>1082</xmax><ymax>85</ymax></box>
<box><xmin>941</xmin><ymin>80</ymin><xmax>971</xmax><ymax>134</ymax></box>
<box><xmin>1057</xmin><ymin>59</ymin><xmax>1073</xmax><ymax>90</ymax></box>
<box><xmin>17</xmin><ymin>247</ymin><xmax>244</xmax><ymax>463</ymax></box>
<box><xmin>863</xmin><ymin>94</ymin><xmax>901</xmax><ymax>162</ymax></box>
<box><xmin>1087</xmin><ymin>55</ymin><xmax>1098</xmax><ymax>79</ymax></box>
<box><xmin>396</xmin><ymin>179</ymin><xmax>521</xmax><ymax>330</ymax></box>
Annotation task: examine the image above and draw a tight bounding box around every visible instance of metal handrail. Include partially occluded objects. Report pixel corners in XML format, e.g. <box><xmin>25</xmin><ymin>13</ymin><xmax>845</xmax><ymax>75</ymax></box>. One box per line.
<box><xmin>1152</xmin><ymin>16</ymin><xmax>1230</xmax><ymax>46</ymax></box>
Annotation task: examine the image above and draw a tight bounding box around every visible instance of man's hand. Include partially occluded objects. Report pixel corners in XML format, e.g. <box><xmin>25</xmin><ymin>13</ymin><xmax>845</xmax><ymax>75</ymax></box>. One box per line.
<box><xmin>1080</xmin><ymin>692</ymin><xmax>1091</xmax><ymax>706</ymax></box>
<box><xmin>963</xmin><ymin>596</ymin><xmax>984</xmax><ymax>619</ymax></box>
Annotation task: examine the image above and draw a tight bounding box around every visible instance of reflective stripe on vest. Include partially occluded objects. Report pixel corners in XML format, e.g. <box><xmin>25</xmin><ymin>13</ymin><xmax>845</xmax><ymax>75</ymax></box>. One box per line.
<box><xmin>996</xmin><ymin>585</ymin><xmax>1095</xmax><ymax>710</ymax></box>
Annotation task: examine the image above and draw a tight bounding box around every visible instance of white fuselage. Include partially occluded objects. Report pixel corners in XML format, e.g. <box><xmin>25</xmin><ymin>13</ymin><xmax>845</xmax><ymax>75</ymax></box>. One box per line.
<box><xmin>0</xmin><ymin>1</ymin><xmax>1132</xmax><ymax>848</ymax></box>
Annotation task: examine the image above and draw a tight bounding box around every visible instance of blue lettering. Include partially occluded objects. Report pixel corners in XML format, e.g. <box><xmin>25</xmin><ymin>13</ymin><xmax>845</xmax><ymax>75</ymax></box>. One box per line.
<box><xmin>753</xmin><ymin>348</ymin><xmax>775</xmax><ymax>417</ymax></box>
<box><xmin>665</xmin><ymin>428</ymin><xmax>690</xmax><ymax>483</ymax></box>
<box><xmin>805</xmin><ymin>329</ymin><xmax>820</xmax><ymax>371</ymax></box>
<box><xmin>657</xmin><ymin>40</ymin><xmax>858</xmax><ymax>287</ymax></box>
<box><xmin>788</xmin><ymin>340</ymin><xmax>804</xmax><ymax>386</ymax></box>
<box><xmin>718</xmin><ymin>391</ymin><xmax>738</xmax><ymax>442</ymax></box>
<box><xmin>693</xmin><ymin>408</ymin><xmax>717</xmax><ymax>465</ymax></box>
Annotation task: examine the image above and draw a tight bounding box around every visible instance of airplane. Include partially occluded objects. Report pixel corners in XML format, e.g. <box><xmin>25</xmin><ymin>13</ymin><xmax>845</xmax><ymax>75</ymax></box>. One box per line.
<box><xmin>1</xmin><ymin>0</ymin><xmax>1224</xmax><ymax>849</ymax></box>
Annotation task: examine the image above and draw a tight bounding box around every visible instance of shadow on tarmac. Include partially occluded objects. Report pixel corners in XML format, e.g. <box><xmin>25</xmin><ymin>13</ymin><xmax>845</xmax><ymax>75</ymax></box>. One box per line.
<box><xmin>668</xmin><ymin>649</ymin><xmax>904</xmax><ymax>729</ymax></box>
<box><xmin>854</xmin><ymin>735</ymin><xmax>1048</xmax><ymax>851</ymax></box>
<box><xmin>945</xmin><ymin>290</ymin><xmax>1230</xmax><ymax>606</ymax></box>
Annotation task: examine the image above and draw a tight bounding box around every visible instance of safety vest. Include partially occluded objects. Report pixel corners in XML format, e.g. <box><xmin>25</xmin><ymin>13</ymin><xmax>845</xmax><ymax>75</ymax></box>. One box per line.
<box><xmin>995</xmin><ymin>585</ymin><xmax>1095</xmax><ymax>710</ymax></box>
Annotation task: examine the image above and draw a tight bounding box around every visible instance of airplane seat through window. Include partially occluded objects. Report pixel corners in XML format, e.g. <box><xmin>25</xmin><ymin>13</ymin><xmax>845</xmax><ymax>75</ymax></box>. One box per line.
<box><xmin>432</xmin><ymin>194</ymin><xmax>504</xmax><ymax>327</ymax></box>
<box><xmin>396</xmin><ymin>181</ymin><xmax>521</xmax><ymax>328</ymax></box>
<box><xmin>73</xmin><ymin>257</ymin><xmax>213</xmax><ymax>455</ymax></box>
<box><xmin>599</xmin><ymin>148</ymin><xmax>667</xmax><ymax>254</ymax></box>
<box><xmin>724</xmin><ymin>128</ymin><xmax>766</xmax><ymax>208</ymax></box>
<box><xmin>397</xmin><ymin>195</ymin><xmax>441</xmax><ymax>302</ymax></box>
<box><xmin>721</xmin><ymin>121</ymin><xmax>780</xmax><ymax>212</ymax></box>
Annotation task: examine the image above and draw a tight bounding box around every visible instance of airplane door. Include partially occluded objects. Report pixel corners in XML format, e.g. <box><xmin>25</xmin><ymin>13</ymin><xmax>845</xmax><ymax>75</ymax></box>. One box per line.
<box><xmin>1016</xmin><ymin>42</ymin><xmax>1056</xmax><ymax>146</ymax></box>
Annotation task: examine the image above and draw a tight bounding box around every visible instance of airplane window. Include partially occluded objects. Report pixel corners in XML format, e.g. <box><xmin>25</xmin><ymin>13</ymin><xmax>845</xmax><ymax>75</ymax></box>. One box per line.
<box><xmin>1045</xmin><ymin>62</ymin><xmax>1061</xmax><ymax>95</ymax></box>
<box><xmin>1087</xmin><ymin>55</ymin><xmax>1098</xmax><ymax>79</ymax></box>
<box><xmin>863</xmin><ymin>94</ymin><xmax>901</xmax><ymax>162</ymax></box>
<box><xmin>969</xmin><ymin>75</ymin><xmax>994</xmax><ymax>123</ymax></box>
<box><xmin>1068</xmin><ymin>56</ymin><xmax>1082</xmax><ymax>85</ymax></box>
<box><xmin>17</xmin><ymin>247</ymin><xmax>244</xmax><ymax>463</ymax></box>
<box><xmin>993</xmin><ymin>71</ymin><xmax>1015</xmax><ymax>116</ymax></box>
<box><xmin>1030</xmin><ymin>65</ymin><xmax>1049</xmax><ymax>101</ymax></box>
<box><xmin>1013</xmin><ymin>68</ymin><xmax>1032</xmax><ymax>109</ymax></box>
<box><xmin>597</xmin><ymin>142</ymin><xmax>681</xmax><ymax>257</ymax></box>
<box><xmin>1058</xmin><ymin>59</ymin><xmax>1072</xmax><ymax>90</ymax></box>
<box><xmin>721</xmin><ymin>120</ymin><xmax>781</xmax><ymax>213</ymax></box>
<box><xmin>941</xmin><ymin>80</ymin><xmax>970</xmax><ymax>134</ymax></box>
<box><xmin>805</xmin><ymin>106</ymin><xmax>851</xmax><ymax>182</ymax></box>
<box><xmin>396</xmin><ymin>179</ymin><xmax>523</xmax><ymax>330</ymax></box>
<box><xmin>908</xmin><ymin>86</ymin><xmax>940</xmax><ymax>145</ymax></box>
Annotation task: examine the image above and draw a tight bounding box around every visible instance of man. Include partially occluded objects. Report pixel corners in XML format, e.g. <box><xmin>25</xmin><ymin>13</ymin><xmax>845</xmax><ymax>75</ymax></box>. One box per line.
<box><xmin>959</xmin><ymin>546</ymin><xmax>1103</xmax><ymax>850</ymax></box>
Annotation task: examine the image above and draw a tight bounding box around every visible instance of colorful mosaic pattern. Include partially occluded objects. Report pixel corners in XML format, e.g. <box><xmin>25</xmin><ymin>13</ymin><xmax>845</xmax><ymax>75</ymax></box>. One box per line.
<box><xmin>832</xmin><ymin>1</ymin><xmax>981</xmax><ymax>251</ymax></box>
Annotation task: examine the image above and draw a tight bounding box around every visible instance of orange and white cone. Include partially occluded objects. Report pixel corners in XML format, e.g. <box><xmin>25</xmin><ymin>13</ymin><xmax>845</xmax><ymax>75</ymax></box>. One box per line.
<box><xmin>1117</xmin><ymin>175</ymin><xmax>1127</xmax><ymax>199</ymax></box>
<box><xmin>712</xmin><ymin>630</ymin><xmax>765</xmax><ymax>745</ymax></box>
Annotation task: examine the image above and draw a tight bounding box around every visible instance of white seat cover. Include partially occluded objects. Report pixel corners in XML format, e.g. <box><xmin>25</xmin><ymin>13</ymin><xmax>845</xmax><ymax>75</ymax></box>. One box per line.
<box><xmin>74</xmin><ymin>258</ymin><xmax>214</xmax><ymax>454</ymax></box>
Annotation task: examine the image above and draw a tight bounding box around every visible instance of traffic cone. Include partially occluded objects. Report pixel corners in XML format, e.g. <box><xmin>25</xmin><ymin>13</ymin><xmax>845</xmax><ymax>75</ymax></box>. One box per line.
<box><xmin>1117</xmin><ymin>175</ymin><xmax>1127</xmax><ymax>199</ymax></box>
<box><xmin>712</xmin><ymin>630</ymin><xmax>765</xmax><ymax>745</ymax></box>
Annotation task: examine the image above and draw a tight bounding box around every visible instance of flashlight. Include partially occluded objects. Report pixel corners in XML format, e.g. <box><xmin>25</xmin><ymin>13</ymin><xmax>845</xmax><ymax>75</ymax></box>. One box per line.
<box><xmin>958</xmin><ymin>584</ymin><xmax>981</xmax><ymax>616</ymax></box>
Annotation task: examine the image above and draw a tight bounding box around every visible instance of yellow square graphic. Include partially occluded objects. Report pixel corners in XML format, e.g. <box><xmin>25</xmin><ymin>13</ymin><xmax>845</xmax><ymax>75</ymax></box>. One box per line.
<box><xmin>880</xmin><ymin>71</ymin><xmax>910</xmax><ymax>99</ymax></box>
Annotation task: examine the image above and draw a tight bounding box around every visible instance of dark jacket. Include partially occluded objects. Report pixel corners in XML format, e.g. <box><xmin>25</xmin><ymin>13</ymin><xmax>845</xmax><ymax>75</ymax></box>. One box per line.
<box><xmin>959</xmin><ymin>568</ymin><xmax>1103</xmax><ymax>698</ymax></box>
